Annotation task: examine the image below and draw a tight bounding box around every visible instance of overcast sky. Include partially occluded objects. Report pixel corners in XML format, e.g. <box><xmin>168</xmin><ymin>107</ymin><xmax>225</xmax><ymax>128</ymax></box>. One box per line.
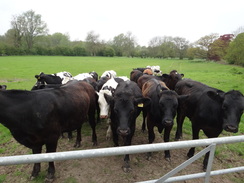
<box><xmin>1</xmin><ymin>0</ymin><xmax>244</xmax><ymax>46</ymax></box>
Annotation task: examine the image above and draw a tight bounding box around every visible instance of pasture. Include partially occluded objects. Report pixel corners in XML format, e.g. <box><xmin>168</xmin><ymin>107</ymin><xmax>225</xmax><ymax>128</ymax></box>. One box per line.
<box><xmin>0</xmin><ymin>56</ymin><xmax>243</xmax><ymax>183</ymax></box>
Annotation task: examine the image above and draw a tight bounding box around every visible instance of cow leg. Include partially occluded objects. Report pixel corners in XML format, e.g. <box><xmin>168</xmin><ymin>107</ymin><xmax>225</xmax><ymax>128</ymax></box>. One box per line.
<box><xmin>88</xmin><ymin>108</ymin><xmax>97</xmax><ymax>146</ymax></box>
<box><xmin>68</xmin><ymin>131</ymin><xmax>73</xmax><ymax>139</ymax></box>
<box><xmin>30</xmin><ymin>146</ymin><xmax>42</xmax><ymax>179</ymax></box>
<box><xmin>202</xmin><ymin>132</ymin><xmax>220</xmax><ymax>171</ymax></box>
<box><xmin>187</xmin><ymin>124</ymin><xmax>200</xmax><ymax>158</ymax></box>
<box><xmin>122</xmin><ymin>133</ymin><xmax>134</xmax><ymax>173</ymax></box>
<box><xmin>175</xmin><ymin>108</ymin><xmax>185</xmax><ymax>140</ymax></box>
<box><xmin>112</xmin><ymin>128</ymin><xmax>119</xmax><ymax>146</ymax></box>
<box><xmin>146</xmin><ymin>118</ymin><xmax>155</xmax><ymax>160</ymax></box>
<box><xmin>141</xmin><ymin>108</ymin><xmax>147</xmax><ymax>132</ymax></box>
<box><xmin>163</xmin><ymin>126</ymin><xmax>173</xmax><ymax>161</ymax></box>
<box><xmin>45</xmin><ymin>141</ymin><xmax>58</xmax><ymax>182</ymax></box>
<box><xmin>74</xmin><ymin>127</ymin><xmax>82</xmax><ymax>148</ymax></box>
<box><xmin>106</xmin><ymin>124</ymin><xmax>112</xmax><ymax>140</ymax></box>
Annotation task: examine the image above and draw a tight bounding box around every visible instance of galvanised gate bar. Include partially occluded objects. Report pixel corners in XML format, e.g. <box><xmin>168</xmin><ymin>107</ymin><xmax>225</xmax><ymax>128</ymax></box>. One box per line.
<box><xmin>0</xmin><ymin>135</ymin><xmax>243</xmax><ymax>183</ymax></box>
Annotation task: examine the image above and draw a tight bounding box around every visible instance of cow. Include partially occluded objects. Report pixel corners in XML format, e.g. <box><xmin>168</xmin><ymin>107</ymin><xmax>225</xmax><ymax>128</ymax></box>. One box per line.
<box><xmin>162</xmin><ymin>70</ymin><xmax>184</xmax><ymax>90</ymax></box>
<box><xmin>130</xmin><ymin>69</ymin><xmax>143</xmax><ymax>83</ymax></box>
<box><xmin>100</xmin><ymin>70</ymin><xmax>117</xmax><ymax>79</ymax></box>
<box><xmin>104</xmin><ymin>80</ymin><xmax>150</xmax><ymax>172</ymax></box>
<box><xmin>97</xmin><ymin>77</ymin><xmax>129</xmax><ymax>139</ymax></box>
<box><xmin>174</xmin><ymin>79</ymin><xmax>244</xmax><ymax>170</ymax></box>
<box><xmin>32</xmin><ymin>71</ymin><xmax>72</xmax><ymax>90</ymax></box>
<box><xmin>0</xmin><ymin>80</ymin><xmax>97</xmax><ymax>181</ymax></box>
<box><xmin>0</xmin><ymin>85</ymin><xmax>7</xmax><ymax>90</ymax></box>
<box><xmin>142</xmin><ymin>79</ymin><xmax>187</xmax><ymax>161</ymax></box>
<box><xmin>73</xmin><ymin>71</ymin><xmax>98</xmax><ymax>81</ymax></box>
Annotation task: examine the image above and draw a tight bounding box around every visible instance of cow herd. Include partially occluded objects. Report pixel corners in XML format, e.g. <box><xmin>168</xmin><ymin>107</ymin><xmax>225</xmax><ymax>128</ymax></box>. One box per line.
<box><xmin>0</xmin><ymin>65</ymin><xmax>243</xmax><ymax>182</ymax></box>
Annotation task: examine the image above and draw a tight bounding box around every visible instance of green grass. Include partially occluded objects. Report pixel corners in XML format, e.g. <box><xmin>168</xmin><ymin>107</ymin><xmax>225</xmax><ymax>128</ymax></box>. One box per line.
<box><xmin>0</xmin><ymin>56</ymin><xmax>243</xmax><ymax>181</ymax></box>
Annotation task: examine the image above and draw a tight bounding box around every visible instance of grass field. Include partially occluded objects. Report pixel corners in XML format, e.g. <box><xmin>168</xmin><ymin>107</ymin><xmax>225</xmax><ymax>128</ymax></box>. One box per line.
<box><xmin>0</xmin><ymin>56</ymin><xmax>243</xmax><ymax>182</ymax></box>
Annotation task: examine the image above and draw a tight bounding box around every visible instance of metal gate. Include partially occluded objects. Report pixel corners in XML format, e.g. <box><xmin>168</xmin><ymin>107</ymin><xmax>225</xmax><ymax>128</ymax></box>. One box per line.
<box><xmin>0</xmin><ymin>135</ymin><xmax>243</xmax><ymax>182</ymax></box>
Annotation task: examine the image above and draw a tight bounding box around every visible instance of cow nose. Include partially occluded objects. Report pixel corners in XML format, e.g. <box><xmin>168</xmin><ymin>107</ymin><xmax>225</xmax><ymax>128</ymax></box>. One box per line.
<box><xmin>163</xmin><ymin>119</ymin><xmax>173</xmax><ymax>127</ymax></box>
<box><xmin>117</xmin><ymin>128</ymin><xmax>130</xmax><ymax>136</ymax></box>
<box><xmin>100</xmin><ymin>115</ymin><xmax>108</xmax><ymax>119</ymax></box>
<box><xmin>224</xmin><ymin>125</ymin><xmax>238</xmax><ymax>133</ymax></box>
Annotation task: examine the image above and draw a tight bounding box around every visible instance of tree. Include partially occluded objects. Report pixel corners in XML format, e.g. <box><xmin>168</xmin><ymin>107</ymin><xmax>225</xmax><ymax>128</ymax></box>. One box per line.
<box><xmin>85</xmin><ymin>31</ymin><xmax>100</xmax><ymax>56</ymax></box>
<box><xmin>208</xmin><ymin>34</ymin><xmax>234</xmax><ymax>61</ymax></box>
<box><xmin>148</xmin><ymin>36</ymin><xmax>163</xmax><ymax>58</ymax></box>
<box><xmin>111</xmin><ymin>32</ymin><xmax>137</xmax><ymax>57</ymax></box>
<box><xmin>232</xmin><ymin>26</ymin><xmax>244</xmax><ymax>37</ymax></box>
<box><xmin>173</xmin><ymin>37</ymin><xmax>189</xmax><ymax>59</ymax></box>
<box><xmin>11</xmin><ymin>10</ymin><xmax>48</xmax><ymax>50</ymax></box>
<box><xmin>225</xmin><ymin>32</ymin><xmax>244</xmax><ymax>66</ymax></box>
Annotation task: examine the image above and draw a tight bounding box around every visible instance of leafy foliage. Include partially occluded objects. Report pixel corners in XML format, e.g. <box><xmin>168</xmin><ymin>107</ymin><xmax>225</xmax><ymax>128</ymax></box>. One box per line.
<box><xmin>225</xmin><ymin>33</ymin><xmax>244</xmax><ymax>66</ymax></box>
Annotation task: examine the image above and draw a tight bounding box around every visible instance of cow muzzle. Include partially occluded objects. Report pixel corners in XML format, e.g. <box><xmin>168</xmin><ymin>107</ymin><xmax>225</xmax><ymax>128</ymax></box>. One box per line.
<box><xmin>100</xmin><ymin>115</ymin><xmax>108</xmax><ymax>119</ymax></box>
<box><xmin>224</xmin><ymin>125</ymin><xmax>238</xmax><ymax>133</ymax></box>
<box><xmin>117</xmin><ymin>127</ymin><xmax>131</xmax><ymax>136</ymax></box>
<box><xmin>163</xmin><ymin>119</ymin><xmax>173</xmax><ymax>127</ymax></box>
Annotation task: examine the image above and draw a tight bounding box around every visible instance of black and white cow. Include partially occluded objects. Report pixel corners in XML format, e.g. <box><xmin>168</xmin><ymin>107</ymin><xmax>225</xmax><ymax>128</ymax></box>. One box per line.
<box><xmin>32</xmin><ymin>71</ymin><xmax>72</xmax><ymax>90</ymax></box>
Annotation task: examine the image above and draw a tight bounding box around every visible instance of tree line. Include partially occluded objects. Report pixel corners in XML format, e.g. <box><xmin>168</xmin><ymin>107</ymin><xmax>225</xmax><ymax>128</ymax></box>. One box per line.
<box><xmin>0</xmin><ymin>10</ymin><xmax>244</xmax><ymax>66</ymax></box>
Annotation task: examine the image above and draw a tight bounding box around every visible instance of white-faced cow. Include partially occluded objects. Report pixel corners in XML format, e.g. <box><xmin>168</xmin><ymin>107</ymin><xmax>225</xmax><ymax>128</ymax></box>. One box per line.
<box><xmin>174</xmin><ymin>78</ymin><xmax>244</xmax><ymax>170</ymax></box>
<box><xmin>142</xmin><ymin>79</ymin><xmax>187</xmax><ymax>161</ymax></box>
<box><xmin>0</xmin><ymin>81</ymin><xmax>97</xmax><ymax>181</ymax></box>
<box><xmin>104</xmin><ymin>80</ymin><xmax>150</xmax><ymax>172</ymax></box>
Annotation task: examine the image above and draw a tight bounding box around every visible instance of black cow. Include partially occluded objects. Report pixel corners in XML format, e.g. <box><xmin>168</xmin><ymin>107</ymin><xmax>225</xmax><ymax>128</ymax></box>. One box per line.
<box><xmin>104</xmin><ymin>80</ymin><xmax>150</xmax><ymax>172</ymax></box>
<box><xmin>142</xmin><ymin>79</ymin><xmax>187</xmax><ymax>161</ymax></box>
<box><xmin>0</xmin><ymin>81</ymin><xmax>97</xmax><ymax>181</ymax></box>
<box><xmin>174</xmin><ymin>79</ymin><xmax>244</xmax><ymax>170</ymax></box>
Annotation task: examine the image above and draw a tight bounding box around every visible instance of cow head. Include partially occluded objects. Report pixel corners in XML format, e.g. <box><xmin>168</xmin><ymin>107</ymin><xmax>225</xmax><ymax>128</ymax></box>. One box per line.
<box><xmin>105</xmin><ymin>91</ymin><xmax>150</xmax><ymax>137</ymax></box>
<box><xmin>156</xmin><ymin>85</ymin><xmax>188</xmax><ymax>127</ymax></box>
<box><xmin>207</xmin><ymin>90</ymin><xmax>244</xmax><ymax>133</ymax></box>
<box><xmin>0</xmin><ymin>85</ymin><xmax>7</xmax><ymax>90</ymax></box>
<box><xmin>96</xmin><ymin>89</ymin><xmax>113</xmax><ymax>119</ymax></box>
<box><xmin>162</xmin><ymin>70</ymin><xmax>184</xmax><ymax>90</ymax></box>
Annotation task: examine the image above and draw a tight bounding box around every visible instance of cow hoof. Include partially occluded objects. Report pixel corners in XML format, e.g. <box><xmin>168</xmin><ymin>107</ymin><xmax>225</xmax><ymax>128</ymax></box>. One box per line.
<box><xmin>30</xmin><ymin>176</ymin><xmax>36</xmax><ymax>181</ymax></box>
<box><xmin>93</xmin><ymin>142</ymin><xmax>98</xmax><ymax>146</ymax></box>
<box><xmin>45</xmin><ymin>173</ymin><xmax>55</xmax><ymax>183</ymax></box>
<box><xmin>45</xmin><ymin>178</ymin><xmax>54</xmax><ymax>183</ymax></box>
<box><xmin>146</xmin><ymin>152</ymin><xmax>152</xmax><ymax>160</ymax></box>
<box><xmin>122</xmin><ymin>166</ymin><xmax>132</xmax><ymax>173</ymax></box>
<box><xmin>165</xmin><ymin>157</ymin><xmax>171</xmax><ymax>162</ymax></box>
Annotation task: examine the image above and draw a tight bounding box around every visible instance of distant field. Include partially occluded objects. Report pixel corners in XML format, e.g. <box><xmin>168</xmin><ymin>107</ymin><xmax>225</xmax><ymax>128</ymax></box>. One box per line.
<box><xmin>0</xmin><ymin>56</ymin><xmax>243</xmax><ymax>182</ymax></box>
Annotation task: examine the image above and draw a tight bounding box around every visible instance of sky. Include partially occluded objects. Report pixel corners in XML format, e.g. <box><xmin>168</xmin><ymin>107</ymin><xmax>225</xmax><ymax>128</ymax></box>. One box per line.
<box><xmin>1</xmin><ymin>0</ymin><xmax>244</xmax><ymax>46</ymax></box>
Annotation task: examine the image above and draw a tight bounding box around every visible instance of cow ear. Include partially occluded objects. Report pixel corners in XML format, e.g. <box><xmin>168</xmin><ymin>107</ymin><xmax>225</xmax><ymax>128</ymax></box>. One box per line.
<box><xmin>135</xmin><ymin>97</ymin><xmax>151</xmax><ymax>108</ymax></box>
<box><xmin>207</xmin><ymin>90</ymin><xmax>224</xmax><ymax>102</ymax></box>
<box><xmin>156</xmin><ymin>84</ymin><xmax>168</xmax><ymax>96</ymax></box>
<box><xmin>104</xmin><ymin>93</ymin><xmax>114</xmax><ymax>105</ymax></box>
<box><xmin>181</xmin><ymin>73</ymin><xmax>184</xmax><ymax>78</ymax></box>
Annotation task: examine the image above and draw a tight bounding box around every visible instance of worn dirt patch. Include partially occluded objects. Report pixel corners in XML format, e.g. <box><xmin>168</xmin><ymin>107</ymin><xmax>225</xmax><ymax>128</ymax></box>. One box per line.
<box><xmin>0</xmin><ymin>118</ymin><xmax>243</xmax><ymax>183</ymax></box>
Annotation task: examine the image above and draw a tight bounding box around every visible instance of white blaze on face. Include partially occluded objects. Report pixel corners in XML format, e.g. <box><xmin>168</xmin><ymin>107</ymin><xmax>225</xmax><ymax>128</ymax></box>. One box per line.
<box><xmin>97</xmin><ymin>77</ymin><xmax>119</xmax><ymax>118</ymax></box>
<box><xmin>97</xmin><ymin>90</ymin><xmax>112</xmax><ymax>118</ymax></box>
